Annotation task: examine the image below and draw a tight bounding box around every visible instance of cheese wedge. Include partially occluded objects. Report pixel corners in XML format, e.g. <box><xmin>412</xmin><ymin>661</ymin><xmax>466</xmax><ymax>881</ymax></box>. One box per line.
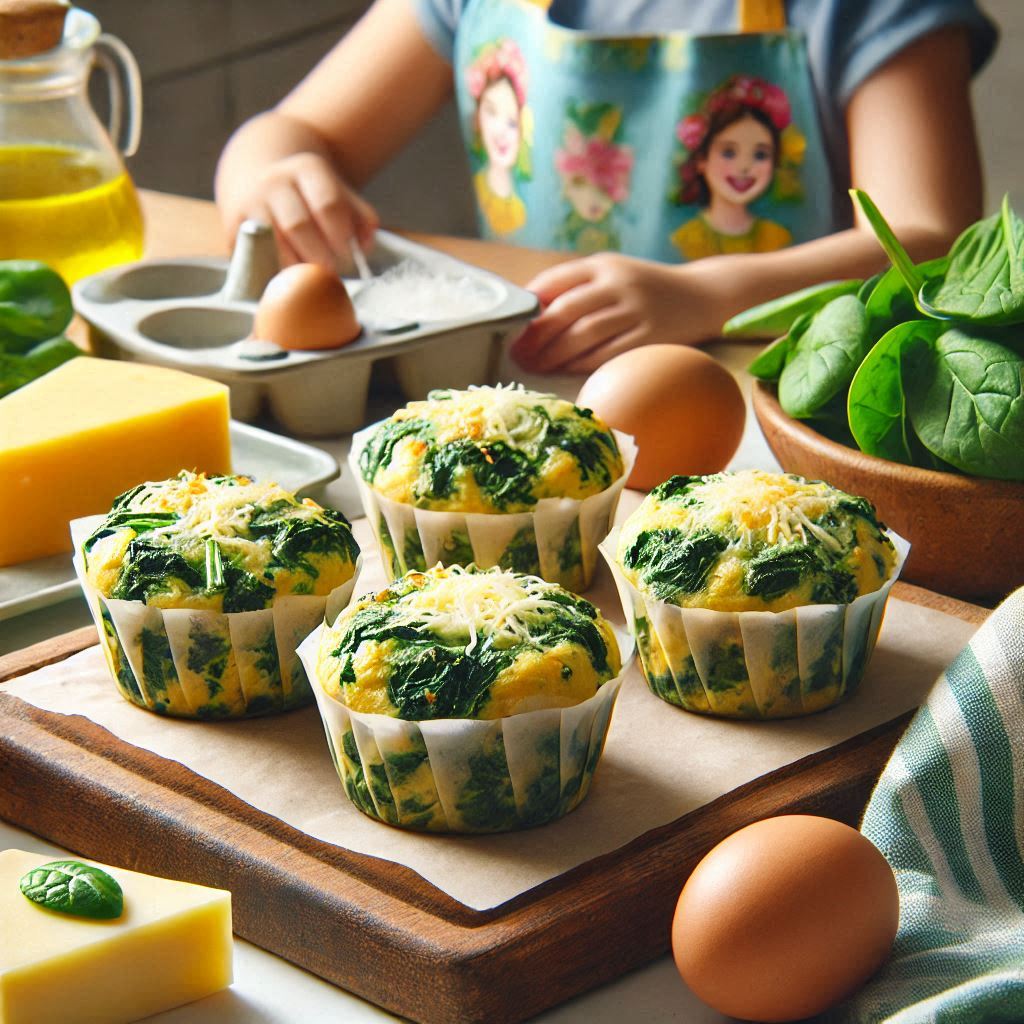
<box><xmin>0</xmin><ymin>358</ymin><xmax>231</xmax><ymax>565</ymax></box>
<box><xmin>0</xmin><ymin>849</ymin><xmax>232</xmax><ymax>1024</ymax></box>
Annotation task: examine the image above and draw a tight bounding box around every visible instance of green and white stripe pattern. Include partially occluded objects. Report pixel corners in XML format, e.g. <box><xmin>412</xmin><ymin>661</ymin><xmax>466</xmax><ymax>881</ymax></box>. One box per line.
<box><xmin>832</xmin><ymin>587</ymin><xmax>1024</xmax><ymax>1022</ymax></box>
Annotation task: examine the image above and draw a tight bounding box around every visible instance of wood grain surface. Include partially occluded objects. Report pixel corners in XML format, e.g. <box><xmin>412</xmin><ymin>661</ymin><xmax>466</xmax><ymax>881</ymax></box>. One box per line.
<box><xmin>0</xmin><ymin>585</ymin><xmax>987</xmax><ymax>1024</ymax></box>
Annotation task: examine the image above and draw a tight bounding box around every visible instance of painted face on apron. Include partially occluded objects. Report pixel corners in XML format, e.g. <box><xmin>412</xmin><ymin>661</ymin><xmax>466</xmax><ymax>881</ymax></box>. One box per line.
<box><xmin>454</xmin><ymin>0</ymin><xmax>835</xmax><ymax>262</ymax></box>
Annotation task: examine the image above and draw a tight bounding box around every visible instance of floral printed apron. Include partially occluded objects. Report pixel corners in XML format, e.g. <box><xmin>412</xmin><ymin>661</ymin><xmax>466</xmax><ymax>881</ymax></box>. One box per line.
<box><xmin>453</xmin><ymin>0</ymin><xmax>835</xmax><ymax>262</ymax></box>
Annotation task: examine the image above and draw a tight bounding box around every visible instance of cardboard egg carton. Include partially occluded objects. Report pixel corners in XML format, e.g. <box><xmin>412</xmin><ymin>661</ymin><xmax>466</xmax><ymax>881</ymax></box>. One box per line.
<box><xmin>72</xmin><ymin>223</ymin><xmax>538</xmax><ymax>437</ymax></box>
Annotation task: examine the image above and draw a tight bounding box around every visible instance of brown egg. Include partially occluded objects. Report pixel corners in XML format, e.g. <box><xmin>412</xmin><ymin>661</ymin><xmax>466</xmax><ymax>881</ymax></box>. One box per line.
<box><xmin>576</xmin><ymin>345</ymin><xmax>745</xmax><ymax>490</ymax></box>
<box><xmin>672</xmin><ymin>815</ymin><xmax>899</xmax><ymax>1022</ymax></box>
<box><xmin>253</xmin><ymin>264</ymin><xmax>361</xmax><ymax>350</ymax></box>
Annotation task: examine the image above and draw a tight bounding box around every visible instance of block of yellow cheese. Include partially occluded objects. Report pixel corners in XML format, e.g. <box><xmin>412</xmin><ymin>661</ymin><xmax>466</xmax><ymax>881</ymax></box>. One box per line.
<box><xmin>0</xmin><ymin>358</ymin><xmax>231</xmax><ymax>566</ymax></box>
<box><xmin>0</xmin><ymin>849</ymin><xmax>233</xmax><ymax>1024</ymax></box>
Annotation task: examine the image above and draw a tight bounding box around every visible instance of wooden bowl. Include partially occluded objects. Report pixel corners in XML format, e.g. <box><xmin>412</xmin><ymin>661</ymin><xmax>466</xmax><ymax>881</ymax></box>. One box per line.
<box><xmin>752</xmin><ymin>381</ymin><xmax>1024</xmax><ymax>600</ymax></box>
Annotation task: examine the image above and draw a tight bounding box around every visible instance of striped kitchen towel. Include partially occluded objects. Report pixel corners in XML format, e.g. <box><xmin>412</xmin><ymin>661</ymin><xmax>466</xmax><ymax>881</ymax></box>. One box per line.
<box><xmin>831</xmin><ymin>586</ymin><xmax>1024</xmax><ymax>1023</ymax></box>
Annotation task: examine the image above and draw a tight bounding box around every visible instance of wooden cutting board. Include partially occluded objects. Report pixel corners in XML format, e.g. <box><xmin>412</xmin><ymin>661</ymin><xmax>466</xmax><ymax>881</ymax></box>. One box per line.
<box><xmin>0</xmin><ymin>583</ymin><xmax>986</xmax><ymax>1024</ymax></box>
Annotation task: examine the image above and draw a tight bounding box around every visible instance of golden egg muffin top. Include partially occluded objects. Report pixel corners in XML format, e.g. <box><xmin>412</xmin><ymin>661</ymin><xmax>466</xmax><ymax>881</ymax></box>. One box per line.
<box><xmin>616</xmin><ymin>470</ymin><xmax>896</xmax><ymax>612</ymax></box>
<box><xmin>83</xmin><ymin>472</ymin><xmax>359</xmax><ymax>612</ymax></box>
<box><xmin>317</xmin><ymin>564</ymin><xmax>621</xmax><ymax>720</ymax></box>
<box><xmin>358</xmin><ymin>385</ymin><xmax>624</xmax><ymax>513</ymax></box>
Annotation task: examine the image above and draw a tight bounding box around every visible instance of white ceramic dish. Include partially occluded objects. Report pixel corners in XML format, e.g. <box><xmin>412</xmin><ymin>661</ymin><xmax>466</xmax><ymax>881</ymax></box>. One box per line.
<box><xmin>73</xmin><ymin>231</ymin><xmax>539</xmax><ymax>436</ymax></box>
<box><xmin>0</xmin><ymin>421</ymin><xmax>340</xmax><ymax>622</ymax></box>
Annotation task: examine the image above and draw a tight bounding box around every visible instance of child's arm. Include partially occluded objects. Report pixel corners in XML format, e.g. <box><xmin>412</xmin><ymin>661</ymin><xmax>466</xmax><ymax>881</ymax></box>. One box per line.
<box><xmin>214</xmin><ymin>0</ymin><xmax>453</xmax><ymax>263</ymax></box>
<box><xmin>512</xmin><ymin>25</ymin><xmax>982</xmax><ymax>374</ymax></box>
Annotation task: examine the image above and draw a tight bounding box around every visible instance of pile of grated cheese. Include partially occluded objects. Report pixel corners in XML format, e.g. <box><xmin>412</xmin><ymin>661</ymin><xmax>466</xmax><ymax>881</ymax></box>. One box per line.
<box><xmin>667</xmin><ymin>471</ymin><xmax>845</xmax><ymax>554</ymax></box>
<box><xmin>383</xmin><ymin>565</ymin><xmax>580</xmax><ymax>653</ymax></box>
<box><xmin>117</xmin><ymin>472</ymin><xmax>325</xmax><ymax>562</ymax></box>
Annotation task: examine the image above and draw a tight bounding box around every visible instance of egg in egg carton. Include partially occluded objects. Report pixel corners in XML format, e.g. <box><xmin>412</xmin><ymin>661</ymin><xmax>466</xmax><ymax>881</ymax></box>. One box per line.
<box><xmin>72</xmin><ymin>221</ymin><xmax>539</xmax><ymax>437</ymax></box>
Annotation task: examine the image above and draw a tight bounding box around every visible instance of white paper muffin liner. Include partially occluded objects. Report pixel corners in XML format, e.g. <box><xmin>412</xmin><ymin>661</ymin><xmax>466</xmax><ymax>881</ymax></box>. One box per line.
<box><xmin>71</xmin><ymin>515</ymin><xmax>361</xmax><ymax>719</ymax></box>
<box><xmin>348</xmin><ymin>424</ymin><xmax>637</xmax><ymax>592</ymax></box>
<box><xmin>599</xmin><ymin>527</ymin><xmax>909</xmax><ymax>720</ymax></box>
<box><xmin>298</xmin><ymin>624</ymin><xmax>634</xmax><ymax>833</ymax></box>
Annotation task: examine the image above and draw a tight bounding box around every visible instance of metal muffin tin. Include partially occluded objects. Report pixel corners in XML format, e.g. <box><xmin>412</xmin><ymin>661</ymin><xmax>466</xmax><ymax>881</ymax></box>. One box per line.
<box><xmin>72</xmin><ymin>223</ymin><xmax>539</xmax><ymax>437</ymax></box>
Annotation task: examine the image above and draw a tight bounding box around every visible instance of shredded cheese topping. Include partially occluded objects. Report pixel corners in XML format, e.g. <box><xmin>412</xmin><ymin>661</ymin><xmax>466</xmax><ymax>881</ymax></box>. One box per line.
<box><xmin>393</xmin><ymin>384</ymin><xmax>573</xmax><ymax>447</ymax></box>
<box><xmin>108</xmin><ymin>472</ymin><xmax>340</xmax><ymax>570</ymax></box>
<box><xmin>665</xmin><ymin>471</ymin><xmax>844</xmax><ymax>553</ymax></box>
<box><xmin>381</xmin><ymin>565</ymin><xmax>584</xmax><ymax>653</ymax></box>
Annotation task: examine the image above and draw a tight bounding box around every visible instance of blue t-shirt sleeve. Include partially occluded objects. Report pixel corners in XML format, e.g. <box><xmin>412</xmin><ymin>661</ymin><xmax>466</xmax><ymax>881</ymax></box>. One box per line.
<box><xmin>409</xmin><ymin>0</ymin><xmax>465</xmax><ymax>62</ymax></box>
<box><xmin>808</xmin><ymin>0</ymin><xmax>998</xmax><ymax>108</ymax></box>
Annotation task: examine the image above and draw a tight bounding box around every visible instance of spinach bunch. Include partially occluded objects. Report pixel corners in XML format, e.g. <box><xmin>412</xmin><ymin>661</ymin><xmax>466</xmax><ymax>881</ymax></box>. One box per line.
<box><xmin>729</xmin><ymin>192</ymin><xmax>1024</xmax><ymax>482</ymax></box>
<box><xmin>0</xmin><ymin>260</ymin><xmax>79</xmax><ymax>398</ymax></box>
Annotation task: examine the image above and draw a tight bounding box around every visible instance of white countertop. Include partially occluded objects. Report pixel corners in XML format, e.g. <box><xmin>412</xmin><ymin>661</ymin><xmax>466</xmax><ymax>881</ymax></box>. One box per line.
<box><xmin>0</xmin><ymin>342</ymin><xmax>769</xmax><ymax>1023</ymax></box>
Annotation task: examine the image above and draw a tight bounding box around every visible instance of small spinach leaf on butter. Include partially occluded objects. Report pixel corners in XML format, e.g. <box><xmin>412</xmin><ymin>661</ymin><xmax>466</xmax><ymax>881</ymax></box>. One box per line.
<box><xmin>19</xmin><ymin>860</ymin><xmax>123</xmax><ymax>920</ymax></box>
<box><xmin>622</xmin><ymin>528</ymin><xmax>727</xmax><ymax>601</ymax></box>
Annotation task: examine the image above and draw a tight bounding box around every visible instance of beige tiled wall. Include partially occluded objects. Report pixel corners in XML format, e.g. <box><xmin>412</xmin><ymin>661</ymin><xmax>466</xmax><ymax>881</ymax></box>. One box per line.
<box><xmin>92</xmin><ymin>0</ymin><xmax>1019</xmax><ymax>239</ymax></box>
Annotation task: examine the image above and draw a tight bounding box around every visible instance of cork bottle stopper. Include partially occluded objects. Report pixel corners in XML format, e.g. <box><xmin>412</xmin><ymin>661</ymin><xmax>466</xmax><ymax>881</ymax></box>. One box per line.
<box><xmin>0</xmin><ymin>0</ymin><xmax>70</xmax><ymax>59</ymax></box>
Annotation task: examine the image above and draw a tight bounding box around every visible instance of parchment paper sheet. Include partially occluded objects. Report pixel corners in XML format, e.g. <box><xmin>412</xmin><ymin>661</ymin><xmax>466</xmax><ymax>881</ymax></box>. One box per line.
<box><xmin>4</xmin><ymin>519</ymin><xmax>978</xmax><ymax>910</ymax></box>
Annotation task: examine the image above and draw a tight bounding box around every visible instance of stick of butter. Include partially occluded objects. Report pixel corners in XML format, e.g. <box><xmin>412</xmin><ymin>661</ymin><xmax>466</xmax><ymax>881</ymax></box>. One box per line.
<box><xmin>0</xmin><ymin>849</ymin><xmax>232</xmax><ymax>1024</ymax></box>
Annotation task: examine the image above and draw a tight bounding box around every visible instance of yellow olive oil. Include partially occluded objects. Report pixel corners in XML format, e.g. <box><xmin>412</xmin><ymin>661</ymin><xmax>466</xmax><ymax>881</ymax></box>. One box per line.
<box><xmin>0</xmin><ymin>145</ymin><xmax>144</xmax><ymax>283</ymax></box>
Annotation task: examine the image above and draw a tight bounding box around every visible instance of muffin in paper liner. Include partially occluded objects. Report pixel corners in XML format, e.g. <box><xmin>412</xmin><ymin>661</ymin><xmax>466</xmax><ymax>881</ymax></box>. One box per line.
<box><xmin>349</xmin><ymin>423</ymin><xmax>637</xmax><ymax>592</ymax></box>
<box><xmin>71</xmin><ymin>515</ymin><xmax>361</xmax><ymax>719</ymax></box>
<box><xmin>298</xmin><ymin>623</ymin><xmax>632</xmax><ymax>833</ymax></box>
<box><xmin>599</xmin><ymin>527</ymin><xmax>909</xmax><ymax>720</ymax></box>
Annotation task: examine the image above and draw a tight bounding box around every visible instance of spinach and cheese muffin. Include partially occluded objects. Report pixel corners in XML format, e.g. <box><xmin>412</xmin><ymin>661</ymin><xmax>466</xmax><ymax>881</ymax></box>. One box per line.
<box><xmin>77</xmin><ymin>472</ymin><xmax>360</xmax><ymax>720</ymax></box>
<box><xmin>352</xmin><ymin>385</ymin><xmax>631</xmax><ymax>591</ymax></box>
<box><xmin>617</xmin><ymin>470</ymin><xmax>897</xmax><ymax>613</ymax></box>
<box><xmin>605</xmin><ymin>470</ymin><xmax>903</xmax><ymax>720</ymax></box>
<box><xmin>309</xmin><ymin>564</ymin><xmax>625</xmax><ymax>832</ymax></box>
<box><xmin>360</xmin><ymin>386</ymin><xmax>623</xmax><ymax>513</ymax></box>
<box><xmin>84</xmin><ymin>472</ymin><xmax>359</xmax><ymax>610</ymax></box>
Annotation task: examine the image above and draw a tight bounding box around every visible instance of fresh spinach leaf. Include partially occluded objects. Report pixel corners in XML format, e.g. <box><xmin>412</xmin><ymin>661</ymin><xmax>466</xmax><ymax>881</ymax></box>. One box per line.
<box><xmin>747</xmin><ymin>310</ymin><xmax>812</xmax><ymax>382</ymax></box>
<box><xmin>0</xmin><ymin>261</ymin><xmax>73</xmax><ymax>350</ymax></box>
<box><xmin>904</xmin><ymin>328</ymin><xmax>1024</xmax><ymax>479</ymax></box>
<box><xmin>0</xmin><ymin>336</ymin><xmax>80</xmax><ymax>397</ymax></box>
<box><xmin>723</xmin><ymin>279</ymin><xmax>861</xmax><ymax>338</ymax></box>
<box><xmin>919</xmin><ymin>197</ymin><xmax>1024</xmax><ymax>324</ymax></box>
<box><xmin>848</xmin><ymin>321</ymin><xmax>944</xmax><ymax>464</ymax></box>
<box><xmin>857</xmin><ymin>273</ymin><xmax>886</xmax><ymax>304</ymax></box>
<box><xmin>850</xmin><ymin>190</ymin><xmax>923</xmax><ymax>296</ymax></box>
<box><xmin>19</xmin><ymin>860</ymin><xmax>123</xmax><ymax>920</ymax></box>
<box><xmin>778</xmin><ymin>294</ymin><xmax>872</xmax><ymax>418</ymax></box>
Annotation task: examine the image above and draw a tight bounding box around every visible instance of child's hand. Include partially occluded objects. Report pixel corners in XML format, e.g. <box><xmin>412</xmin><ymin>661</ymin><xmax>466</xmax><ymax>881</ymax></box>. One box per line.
<box><xmin>222</xmin><ymin>151</ymin><xmax>379</xmax><ymax>267</ymax></box>
<box><xmin>510</xmin><ymin>253</ymin><xmax>726</xmax><ymax>373</ymax></box>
